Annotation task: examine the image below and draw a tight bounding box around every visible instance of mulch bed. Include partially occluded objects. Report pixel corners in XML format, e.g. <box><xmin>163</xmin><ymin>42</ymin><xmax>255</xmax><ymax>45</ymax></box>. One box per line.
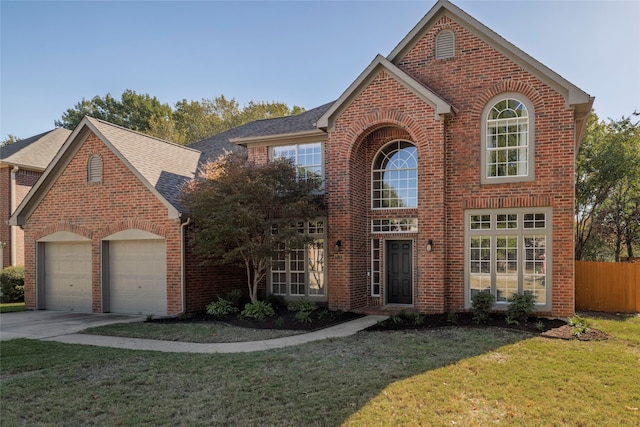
<box><xmin>151</xmin><ymin>306</ymin><xmax>610</xmax><ymax>341</ymax></box>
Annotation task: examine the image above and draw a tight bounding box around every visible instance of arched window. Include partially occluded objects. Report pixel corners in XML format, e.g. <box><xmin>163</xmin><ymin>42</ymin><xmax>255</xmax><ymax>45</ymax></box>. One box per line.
<box><xmin>87</xmin><ymin>154</ymin><xmax>102</xmax><ymax>183</ymax></box>
<box><xmin>372</xmin><ymin>140</ymin><xmax>418</xmax><ymax>209</ymax></box>
<box><xmin>435</xmin><ymin>29</ymin><xmax>455</xmax><ymax>60</ymax></box>
<box><xmin>482</xmin><ymin>95</ymin><xmax>535</xmax><ymax>183</ymax></box>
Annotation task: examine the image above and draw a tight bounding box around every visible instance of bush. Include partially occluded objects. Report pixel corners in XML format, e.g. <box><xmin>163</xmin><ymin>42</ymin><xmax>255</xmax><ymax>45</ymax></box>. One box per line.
<box><xmin>505</xmin><ymin>293</ymin><xmax>536</xmax><ymax>325</ymax></box>
<box><xmin>206</xmin><ymin>296</ymin><xmax>239</xmax><ymax>318</ymax></box>
<box><xmin>287</xmin><ymin>299</ymin><xmax>316</xmax><ymax>313</ymax></box>
<box><xmin>241</xmin><ymin>301</ymin><xmax>275</xmax><ymax>321</ymax></box>
<box><xmin>471</xmin><ymin>291</ymin><xmax>495</xmax><ymax>324</ymax></box>
<box><xmin>568</xmin><ymin>315</ymin><xmax>590</xmax><ymax>337</ymax></box>
<box><xmin>0</xmin><ymin>266</ymin><xmax>25</xmax><ymax>303</ymax></box>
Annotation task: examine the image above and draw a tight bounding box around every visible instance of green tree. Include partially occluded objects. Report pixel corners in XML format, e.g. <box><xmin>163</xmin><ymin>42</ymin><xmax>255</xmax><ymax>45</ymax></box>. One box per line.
<box><xmin>576</xmin><ymin>114</ymin><xmax>640</xmax><ymax>260</ymax></box>
<box><xmin>55</xmin><ymin>89</ymin><xmax>172</xmax><ymax>132</ymax></box>
<box><xmin>180</xmin><ymin>153</ymin><xmax>322</xmax><ymax>302</ymax></box>
<box><xmin>0</xmin><ymin>134</ymin><xmax>21</xmax><ymax>147</ymax></box>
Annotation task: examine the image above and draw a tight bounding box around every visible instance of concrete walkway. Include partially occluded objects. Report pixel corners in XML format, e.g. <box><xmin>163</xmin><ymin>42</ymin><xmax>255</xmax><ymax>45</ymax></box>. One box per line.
<box><xmin>0</xmin><ymin>310</ymin><xmax>387</xmax><ymax>354</ymax></box>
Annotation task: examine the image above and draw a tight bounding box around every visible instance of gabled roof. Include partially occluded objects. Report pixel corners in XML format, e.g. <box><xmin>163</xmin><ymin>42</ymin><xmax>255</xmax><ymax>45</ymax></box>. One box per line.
<box><xmin>10</xmin><ymin>117</ymin><xmax>201</xmax><ymax>225</ymax></box>
<box><xmin>388</xmin><ymin>0</ymin><xmax>593</xmax><ymax>112</ymax></box>
<box><xmin>0</xmin><ymin>128</ymin><xmax>71</xmax><ymax>170</ymax></box>
<box><xmin>316</xmin><ymin>55</ymin><xmax>454</xmax><ymax>131</ymax></box>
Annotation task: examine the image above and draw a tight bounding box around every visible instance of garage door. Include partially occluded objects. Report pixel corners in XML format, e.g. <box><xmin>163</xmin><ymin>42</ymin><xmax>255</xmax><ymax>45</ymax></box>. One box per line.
<box><xmin>44</xmin><ymin>242</ymin><xmax>92</xmax><ymax>312</ymax></box>
<box><xmin>109</xmin><ymin>239</ymin><xmax>167</xmax><ymax>315</ymax></box>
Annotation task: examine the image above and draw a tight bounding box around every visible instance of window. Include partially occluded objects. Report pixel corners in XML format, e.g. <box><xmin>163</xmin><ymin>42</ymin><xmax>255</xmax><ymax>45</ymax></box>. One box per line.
<box><xmin>371</xmin><ymin>239</ymin><xmax>381</xmax><ymax>296</ymax></box>
<box><xmin>372</xmin><ymin>140</ymin><xmax>418</xmax><ymax>209</ymax></box>
<box><xmin>269</xmin><ymin>220</ymin><xmax>326</xmax><ymax>300</ymax></box>
<box><xmin>465</xmin><ymin>209</ymin><xmax>552</xmax><ymax>310</ymax></box>
<box><xmin>481</xmin><ymin>95</ymin><xmax>535</xmax><ymax>183</ymax></box>
<box><xmin>371</xmin><ymin>218</ymin><xmax>418</xmax><ymax>233</ymax></box>
<box><xmin>271</xmin><ymin>142</ymin><xmax>323</xmax><ymax>183</ymax></box>
<box><xmin>435</xmin><ymin>30</ymin><xmax>455</xmax><ymax>60</ymax></box>
<box><xmin>87</xmin><ymin>154</ymin><xmax>102</xmax><ymax>183</ymax></box>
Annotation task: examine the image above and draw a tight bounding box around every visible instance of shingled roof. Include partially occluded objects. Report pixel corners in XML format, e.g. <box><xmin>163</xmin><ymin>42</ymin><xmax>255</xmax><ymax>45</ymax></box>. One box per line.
<box><xmin>190</xmin><ymin>102</ymin><xmax>334</xmax><ymax>163</ymax></box>
<box><xmin>0</xmin><ymin>128</ymin><xmax>71</xmax><ymax>170</ymax></box>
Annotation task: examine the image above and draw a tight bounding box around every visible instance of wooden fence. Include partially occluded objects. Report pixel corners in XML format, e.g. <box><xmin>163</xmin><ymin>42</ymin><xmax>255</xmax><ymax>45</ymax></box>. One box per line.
<box><xmin>575</xmin><ymin>260</ymin><xmax>640</xmax><ymax>313</ymax></box>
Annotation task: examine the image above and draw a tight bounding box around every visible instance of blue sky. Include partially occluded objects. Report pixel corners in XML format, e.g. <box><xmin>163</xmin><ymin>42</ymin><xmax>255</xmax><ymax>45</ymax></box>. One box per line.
<box><xmin>1</xmin><ymin>1</ymin><xmax>639</xmax><ymax>139</ymax></box>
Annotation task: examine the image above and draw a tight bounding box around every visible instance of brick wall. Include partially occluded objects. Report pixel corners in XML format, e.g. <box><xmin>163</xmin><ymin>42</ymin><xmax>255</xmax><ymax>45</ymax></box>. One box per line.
<box><xmin>0</xmin><ymin>167</ymin><xmax>9</xmax><ymax>268</ymax></box>
<box><xmin>22</xmin><ymin>133</ymin><xmax>185</xmax><ymax>314</ymax></box>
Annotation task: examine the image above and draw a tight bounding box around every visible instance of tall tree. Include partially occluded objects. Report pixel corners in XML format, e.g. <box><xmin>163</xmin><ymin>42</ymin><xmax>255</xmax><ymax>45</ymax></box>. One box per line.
<box><xmin>180</xmin><ymin>153</ymin><xmax>322</xmax><ymax>302</ymax></box>
<box><xmin>55</xmin><ymin>89</ymin><xmax>172</xmax><ymax>132</ymax></box>
<box><xmin>576</xmin><ymin>114</ymin><xmax>640</xmax><ymax>260</ymax></box>
<box><xmin>0</xmin><ymin>134</ymin><xmax>21</xmax><ymax>147</ymax></box>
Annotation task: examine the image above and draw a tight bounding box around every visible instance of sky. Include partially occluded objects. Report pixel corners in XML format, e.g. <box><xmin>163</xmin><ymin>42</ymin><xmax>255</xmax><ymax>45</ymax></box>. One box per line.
<box><xmin>1</xmin><ymin>0</ymin><xmax>639</xmax><ymax>140</ymax></box>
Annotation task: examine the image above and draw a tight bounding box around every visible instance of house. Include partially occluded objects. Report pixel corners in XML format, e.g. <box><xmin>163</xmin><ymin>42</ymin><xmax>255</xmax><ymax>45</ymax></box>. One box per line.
<box><xmin>1</xmin><ymin>128</ymin><xmax>71</xmax><ymax>269</ymax></box>
<box><xmin>11</xmin><ymin>0</ymin><xmax>592</xmax><ymax>318</ymax></box>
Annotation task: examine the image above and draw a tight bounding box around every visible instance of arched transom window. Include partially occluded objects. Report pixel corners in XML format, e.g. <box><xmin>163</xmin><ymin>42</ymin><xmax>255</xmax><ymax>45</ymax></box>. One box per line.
<box><xmin>485</xmin><ymin>98</ymin><xmax>529</xmax><ymax>179</ymax></box>
<box><xmin>372</xmin><ymin>140</ymin><xmax>418</xmax><ymax>209</ymax></box>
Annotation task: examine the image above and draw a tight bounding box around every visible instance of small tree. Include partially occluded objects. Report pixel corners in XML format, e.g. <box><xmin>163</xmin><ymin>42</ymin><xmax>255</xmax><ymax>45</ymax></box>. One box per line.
<box><xmin>181</xmin><ymin>153</ymin><xmax>322</xmax><ymax>302</ymax></box>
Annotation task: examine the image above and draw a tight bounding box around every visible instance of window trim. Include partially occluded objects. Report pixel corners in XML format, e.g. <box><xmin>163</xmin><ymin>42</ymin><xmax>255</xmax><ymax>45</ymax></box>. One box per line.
<box><xmin>480</xmin><ymin>93</ymin><xmax>535</xmax><ymax>184</ymax></box>
<box><xmin>464</xmin><ymin>208</ymin><xmax>552</xmax><ymax>312</ymax></box>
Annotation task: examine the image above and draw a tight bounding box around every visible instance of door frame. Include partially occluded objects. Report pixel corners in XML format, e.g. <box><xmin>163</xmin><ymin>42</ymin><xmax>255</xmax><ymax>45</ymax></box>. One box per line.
<box><xmin>384</xmin><ymin>239</ymin><xmax>414</xmax><ymax>306</ymax></box>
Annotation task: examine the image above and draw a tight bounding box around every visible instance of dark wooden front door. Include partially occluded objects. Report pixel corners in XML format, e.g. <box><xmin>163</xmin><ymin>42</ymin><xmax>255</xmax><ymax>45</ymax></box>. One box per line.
<box><xmin>386</xmin><ymin>240</ymin><xmax>413</xmax><ymax>304</ymax></box>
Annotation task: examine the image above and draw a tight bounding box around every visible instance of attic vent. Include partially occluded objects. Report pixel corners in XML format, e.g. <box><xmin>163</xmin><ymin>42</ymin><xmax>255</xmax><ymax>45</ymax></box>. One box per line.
<box><xmin>88</xmin><ymin>154</ymin><xmax>102</xmax><ymax>183</ymax></box>
<box><xmin>435</xmin><ymin>30</ymin><xmax>455</xmax><ymax>60</ymax></box>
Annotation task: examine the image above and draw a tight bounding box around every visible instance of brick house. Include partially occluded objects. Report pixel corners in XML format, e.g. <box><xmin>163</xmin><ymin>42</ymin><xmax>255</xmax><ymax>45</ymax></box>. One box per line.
<box><xmin>12</xmin><ymin>0</ymin><xmax>592</xmax><ymax>317</ymax></box>
<box><xmin>1</xmin><ymin>128</ymin><xmax>70</xmax><ymax>269</ymax></box>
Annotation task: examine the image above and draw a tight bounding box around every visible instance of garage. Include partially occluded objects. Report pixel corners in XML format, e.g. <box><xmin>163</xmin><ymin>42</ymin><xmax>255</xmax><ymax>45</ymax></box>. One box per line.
<box><xmin>41</xmin><ymin>239</ymin><xmax>92</xmax><ymax>312</ymax></box>
<box><xmin>105</xmin><ymin>231</ymin><xmax>167</xmax><ymax>316</ymax></box>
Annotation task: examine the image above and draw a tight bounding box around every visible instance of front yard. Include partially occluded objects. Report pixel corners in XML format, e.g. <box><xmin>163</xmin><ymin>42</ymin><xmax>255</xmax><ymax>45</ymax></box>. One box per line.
<box><xmin>1</xmin><ymin>314</ymin><xmax>638</xmax><ymax>426</ymax></box>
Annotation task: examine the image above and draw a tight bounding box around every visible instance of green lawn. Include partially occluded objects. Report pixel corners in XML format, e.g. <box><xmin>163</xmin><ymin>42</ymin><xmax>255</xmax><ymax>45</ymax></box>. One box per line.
<box><xmin>0</xmin><ymin>303</ymin><xmax>25</xmax><ymax>313</ymax></box>
<box><xmin>1</xmin><ymin>315</ymin><xmax>638</xmax><ymax>426</ymax></box>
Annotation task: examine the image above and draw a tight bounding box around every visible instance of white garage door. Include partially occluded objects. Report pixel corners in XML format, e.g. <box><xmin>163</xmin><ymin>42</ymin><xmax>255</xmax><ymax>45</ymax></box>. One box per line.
<box><xmin>109</xmin><ymin>239</ymin><xmax>167</xmax><ymax>315</ymax></box>
<box><xmin>44</xmin><ymin>242</ymin><xmax>92</xmax><ymax>312</ymax></box>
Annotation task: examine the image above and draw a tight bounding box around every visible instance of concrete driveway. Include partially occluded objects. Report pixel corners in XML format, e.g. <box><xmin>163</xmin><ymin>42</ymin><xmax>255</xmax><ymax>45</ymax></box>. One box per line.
<box><xmin>0</xmin><ymin>310</ymin><xmax>144</xmax><ymax>341</ymax></box>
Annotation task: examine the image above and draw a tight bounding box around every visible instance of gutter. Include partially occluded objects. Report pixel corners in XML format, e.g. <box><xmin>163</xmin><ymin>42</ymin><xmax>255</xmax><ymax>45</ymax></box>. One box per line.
<box><xmin>10</xmin><ymin>166</ymin><xmax>18</xmax><ymax>266</ymax></box>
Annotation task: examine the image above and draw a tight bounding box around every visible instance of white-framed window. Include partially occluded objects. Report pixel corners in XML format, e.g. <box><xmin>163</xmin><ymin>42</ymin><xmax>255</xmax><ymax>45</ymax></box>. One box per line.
<box><xmin>481</xmin><ymin>94</ymin><xmax>535</xmax><ymax>184</ymax></box>
<box><xmin>87</xmin><ymin>154</ymin><xmax>102</xmax><ymax>183</ymax></box>
<box><xmin>465</xmin><ymin>208</ymin><xmax>552</xmax><ymax>311</ymax></box>
<box><xmin>371</xmin><ymin>239</ymin><xmax>381</xmax><ymax>296</ymax></box>
<box><xmin>371</xmin><ymin>218</ymin><xmax>418</xmax><ymax>233</ymax></box>
<box><xmin>372</xmin><ymin>140</ymin><xmax>418</xmax><ymax>209</ymax></box>
<box><xmin>269</xmin><ymin>220</ymin><xmax>326</xmax><ymax>300</ymax></box>
<box><xmin>271</xmin><ymin>142</ymin><xmax>323</xmax><ymax>184</ymax></box>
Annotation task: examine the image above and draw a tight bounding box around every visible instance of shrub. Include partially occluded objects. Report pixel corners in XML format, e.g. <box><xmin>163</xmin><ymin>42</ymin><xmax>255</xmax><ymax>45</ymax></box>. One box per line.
<box><xmin>287</xmin><ymin>299</ymin><xmax>316</xmax><ymax>313</ymax></box>
<box><xmin>0</xmin><ymin>266</ymin><xmax>25</xmax><ymax>303</ymax></box>
<box><xmin>206</xmin><ymin>296</ymin><xmax>239</xmax><ymax>318</ymax></box>
<box><xmin>505</xmin><ymin>293</ymin><xmax>536</xmax><ymax>325</ymax></box>
<box><xmin>471</xmin><ymin>291</ymin><xmax>495</xmax><ymax>324</ymax></box>
<box><xmin>294</xmin><ymin>310</ymin><xmax>313</xmax><ymax>323</ymax></box>
<box><xmin>241</xmin><ymin>301</ymin><xmax>275</xmax><ymax>321</ymax></box>
<box><xmin>568</xmin><ymin>315</ymin><xmax>590</xmax><ymax>337</ymax></box>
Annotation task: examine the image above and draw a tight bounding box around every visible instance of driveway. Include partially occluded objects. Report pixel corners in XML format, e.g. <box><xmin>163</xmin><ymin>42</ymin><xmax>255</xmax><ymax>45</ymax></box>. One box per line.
<box><xmin>0</xmin><ymin>310</ymin><xmax>144</xmax><ymax>341</ymax></box>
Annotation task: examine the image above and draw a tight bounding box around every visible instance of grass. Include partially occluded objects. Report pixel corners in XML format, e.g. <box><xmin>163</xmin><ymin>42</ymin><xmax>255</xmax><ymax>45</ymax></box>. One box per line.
<box><xmin>83</xmin><ymin>321</ymin><xmax>305</xmax><ymax>343</ymax></box>
<box><xmin>1</xmin><ymin>315</ymin><xmax>639</xmax><ymax>426</ymax></box>
<box><xmin>0</xmin><ymin>302</ymin><xmax>25</xmax><ymax>313</ymax></box>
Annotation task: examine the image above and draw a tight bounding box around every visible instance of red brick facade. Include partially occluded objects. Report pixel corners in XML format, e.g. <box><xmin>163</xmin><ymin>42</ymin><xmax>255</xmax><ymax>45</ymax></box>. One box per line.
<box><xmin>245</xmin><ymin>13</ymin><xmax>584</xmax><ymax>318</ymax></box>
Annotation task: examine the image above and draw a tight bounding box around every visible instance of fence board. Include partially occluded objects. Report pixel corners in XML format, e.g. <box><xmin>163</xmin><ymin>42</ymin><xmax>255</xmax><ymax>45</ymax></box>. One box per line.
<box><xmin>575</xmin><ymin>260</ymin><xmax>640</xmax><ymax>313</ymax></box>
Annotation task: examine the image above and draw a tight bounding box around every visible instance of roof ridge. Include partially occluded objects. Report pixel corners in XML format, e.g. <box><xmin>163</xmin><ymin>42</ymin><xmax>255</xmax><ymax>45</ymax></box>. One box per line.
<box><xmin>85</xmin><ymin>116</ymin><xmax>201</xmax><ymax>153</ymax></box>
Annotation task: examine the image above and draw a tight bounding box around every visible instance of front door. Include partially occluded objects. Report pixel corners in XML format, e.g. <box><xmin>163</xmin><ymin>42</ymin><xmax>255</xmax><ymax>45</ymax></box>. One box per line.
<box><xmin>386</xmin><ymin>240</ymin><xmax>413</xmax><ymax>304</ymax></box>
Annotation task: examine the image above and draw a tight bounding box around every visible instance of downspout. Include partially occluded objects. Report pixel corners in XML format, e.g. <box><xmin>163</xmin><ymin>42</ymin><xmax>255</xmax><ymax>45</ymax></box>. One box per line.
<box><xmin>179</xmin><ymin>217</ymin><xmax>191</xmax><ymax>315</ymax></box>
<box><xmin>10</xmin><ymin>166</ymin><xmax>18</xmax><ymax>266</ymax></box>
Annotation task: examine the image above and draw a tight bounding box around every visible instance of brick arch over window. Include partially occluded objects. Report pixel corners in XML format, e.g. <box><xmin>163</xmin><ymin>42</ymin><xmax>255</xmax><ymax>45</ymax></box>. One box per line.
<box><xmin>472</xmin><ymin>80</ymin><xmax>544</xmax><ymax>118</ymax></box>
<box><xmin>34</xmin><ymin>222</ymin><xmax>93</xmax><ymax>241</ymax></box>
<box><xmin>98</xmin><ymin>219</ymin><xmax>168</xmax><ymax>240</ymax></box>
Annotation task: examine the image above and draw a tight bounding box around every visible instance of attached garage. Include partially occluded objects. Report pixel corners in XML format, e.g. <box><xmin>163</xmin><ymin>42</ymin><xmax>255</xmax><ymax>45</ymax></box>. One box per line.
<box><xmin>103</xmin><ymin>230</ymin><xmax>167</xmax><ymax>316</ymax></box>
<box><xmin>38</xmin><ymin>233</ymin><xmax>92</xmax><ymax>312</ymax></box>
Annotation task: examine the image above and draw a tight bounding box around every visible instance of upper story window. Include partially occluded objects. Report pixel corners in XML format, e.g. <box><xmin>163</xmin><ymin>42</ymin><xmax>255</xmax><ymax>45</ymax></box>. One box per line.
<box><xmin>271</xmin><ymin>142</ymin><xmax>323</xmax><ymax>183</ymax></box>
<box><xmin>481</xmin><ymin>95</ymin><xmax>535</xmax><ymax>184</ymax></box>
<box><xmin>87</xmin><ymin>154</ymin><xmax>102</xmax><ymax>183</ymax></box>
<box><xmin>372</xmin><ymin>140</ymin><xmax>418</xmax><ymax>209</ymax></box>
<box><xmin>435</xmin><ymin>29</ymin><xmax>455</xmax><ymax>60</ymax></box>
